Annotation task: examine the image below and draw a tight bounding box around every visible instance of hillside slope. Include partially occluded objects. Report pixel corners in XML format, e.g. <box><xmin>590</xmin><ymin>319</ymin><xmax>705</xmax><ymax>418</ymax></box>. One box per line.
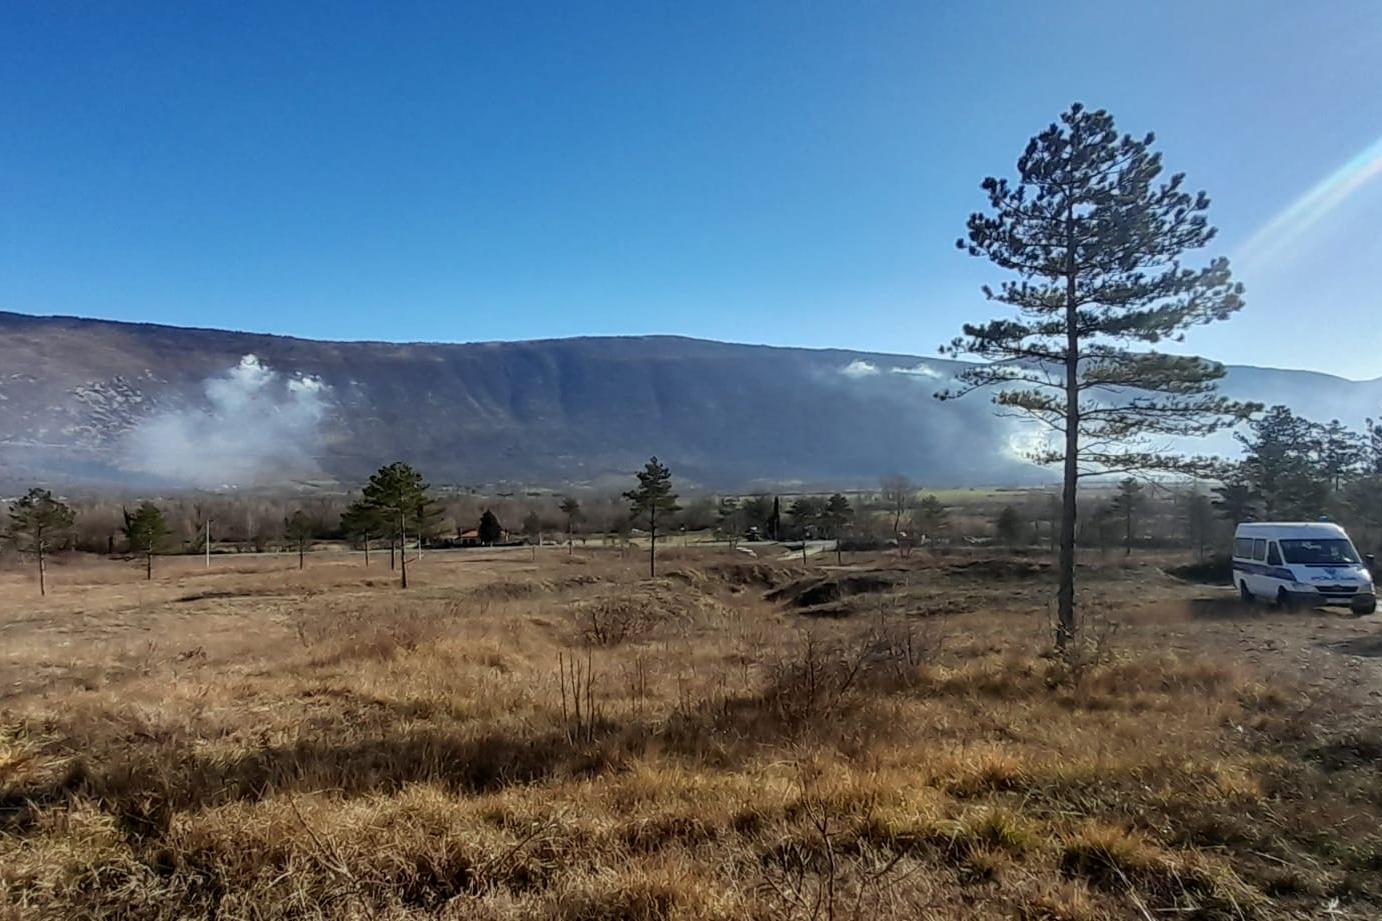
<box><xmin>1</xmin><ymin>311</ymin><xmax>1378</xmax><ymax>490</ymax></box>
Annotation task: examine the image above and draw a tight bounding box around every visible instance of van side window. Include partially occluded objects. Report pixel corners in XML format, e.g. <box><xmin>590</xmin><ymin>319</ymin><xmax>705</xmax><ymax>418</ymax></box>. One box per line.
<box><xmin>1252</xmin><ymin>539</ymin><xmax>1267</xmax><ymax>561</ymax></box>
<box><xmin>1267</xmin><ymin>542</ymin><xmax>1282</xmax><ymax>566</ymax></box>
<box><xmin>1234</xmin><ymin>538</ymin><xmax>1253</xmax><ymax>559</ymax></box>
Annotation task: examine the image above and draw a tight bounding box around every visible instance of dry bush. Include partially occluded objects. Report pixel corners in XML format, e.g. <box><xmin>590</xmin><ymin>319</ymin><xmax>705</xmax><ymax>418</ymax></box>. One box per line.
<box><xmin>295</xmin><ymin>602</ymin><xmax>452</xmax><ymax>664</ymax></box>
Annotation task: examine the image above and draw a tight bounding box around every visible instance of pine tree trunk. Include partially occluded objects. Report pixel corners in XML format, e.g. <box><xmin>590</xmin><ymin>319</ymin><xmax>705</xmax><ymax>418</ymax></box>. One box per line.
<box><xmin>299</xmin><ymin>541</ymin><xmax>305</xmax><ymax>570</ymax></box>
<box><xmin>399</xmin><ymin>515</ymin><xmax>409</xmax><ymax>589</ymax></box>
<box><xmin>648</xmin><ymin>515</ymin><xmax>657</xmax><ymax>578</ymax></box>
<box><xmin>1124</xmin><ymin>510</ymin><xmax>1133</xmax><ymax>557</ymax></box>
<box><xmin>1056</xmin><ymin>213</ymin><xmax>1080</xmax><ymax>651</ymax></box>
<box><xmin>146</xmin><ymin>547</ymin><xmax>153</xmax><ymax>580</ymax></box>
<box><xmin>364</xmin><ymin>537</ymin><xmax>370</xmax><ymax>566</ymax></box>
<box><xmin>38</xmin><ymin>542</ymin><xmax>46</xmax><ymax>597</ymax></box>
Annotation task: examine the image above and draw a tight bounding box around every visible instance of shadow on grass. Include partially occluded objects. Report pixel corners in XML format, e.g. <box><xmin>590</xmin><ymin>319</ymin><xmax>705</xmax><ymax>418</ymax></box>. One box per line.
<box><xmin>1185</xmin><ymin>596</ymin><xmax>1260</xmax><ymax>621</ymax></box>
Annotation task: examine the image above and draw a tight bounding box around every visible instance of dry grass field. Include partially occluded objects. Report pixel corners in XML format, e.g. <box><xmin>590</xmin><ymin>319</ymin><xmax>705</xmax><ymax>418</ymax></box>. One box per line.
<box><xmin>3</xmin><ymin>546</ymin><xmax>1382</xmax><ymax>920</ymax></box>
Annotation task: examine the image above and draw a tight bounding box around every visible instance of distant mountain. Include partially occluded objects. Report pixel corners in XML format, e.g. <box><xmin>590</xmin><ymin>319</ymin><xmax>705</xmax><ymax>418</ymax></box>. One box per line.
<box><xmin>1</xmin><ymin>311</ymin><xmax>1378</xmax><ymax>492</ymax></box>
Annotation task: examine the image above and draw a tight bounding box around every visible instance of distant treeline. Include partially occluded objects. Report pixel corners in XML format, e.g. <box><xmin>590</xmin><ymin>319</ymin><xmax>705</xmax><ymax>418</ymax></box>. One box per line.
<box><xmin>6</xmin><ymin>401</ymin><xmax>1380</xmax><ymax>565</ymax></box>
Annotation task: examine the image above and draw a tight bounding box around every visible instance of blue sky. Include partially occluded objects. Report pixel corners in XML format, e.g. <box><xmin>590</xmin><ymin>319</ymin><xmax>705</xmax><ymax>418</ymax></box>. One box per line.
<box><xmin>3</xmin><ymin>1</ymin><xmax>1380</xmax><ymax>379</ymax></box>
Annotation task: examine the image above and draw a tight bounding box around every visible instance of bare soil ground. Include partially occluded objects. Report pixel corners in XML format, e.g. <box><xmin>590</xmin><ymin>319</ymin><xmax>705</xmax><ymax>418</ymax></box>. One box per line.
<box><xmin>2</xmin><ymin>547</ymin><xmax>1381</xmax><ymax>920</ymax></box>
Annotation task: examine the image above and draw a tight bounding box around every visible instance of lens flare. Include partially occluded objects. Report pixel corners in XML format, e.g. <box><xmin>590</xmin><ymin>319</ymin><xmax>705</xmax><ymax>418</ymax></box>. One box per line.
<box><xmin>1235</xmin><ymin>133</ymin><xmax>1382</xmax><ymax>275</ymax></box>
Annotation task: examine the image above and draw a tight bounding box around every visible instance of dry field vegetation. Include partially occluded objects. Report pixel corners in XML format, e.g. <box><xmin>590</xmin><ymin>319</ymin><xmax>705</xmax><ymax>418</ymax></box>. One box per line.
<box><xmin>3</xmin><ymin>547</ymin><xmax>1382</xmax><ymax>920</ymax></box>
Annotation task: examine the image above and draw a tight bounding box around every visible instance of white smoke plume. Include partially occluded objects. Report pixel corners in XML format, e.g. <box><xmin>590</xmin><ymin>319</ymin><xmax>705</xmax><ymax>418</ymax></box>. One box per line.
<box><xmin>120</xmin><ymin>355</ymin><xmax>332</xmax><ymax>487</ymax></box>
<box><xmin>839</xmin><ymin>360</ymin><xmax>879</xmax><ymax>378</ymax></box>
<box><xmin>889</xmin><ymin>363</ymin><xmax>944</xmax><ymax>380</ymax></box>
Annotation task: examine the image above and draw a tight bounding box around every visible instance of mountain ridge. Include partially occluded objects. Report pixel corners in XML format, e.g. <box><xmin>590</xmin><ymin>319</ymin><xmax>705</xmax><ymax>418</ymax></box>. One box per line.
<box><xmin>2</xmin><ymin>310</ymin><xmax>1378</xmax><ymax>491</ymax></box>
<box><xmin>14</xmin><ymin>311</ymin><xmax>1377</xmax><ymax>385</ymax></box>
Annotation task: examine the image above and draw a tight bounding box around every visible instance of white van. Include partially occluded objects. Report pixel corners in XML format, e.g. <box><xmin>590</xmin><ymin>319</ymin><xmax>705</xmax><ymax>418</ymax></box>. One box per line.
<box><xmin>1232</xmin><ymin>521</ymin><xmax>1376</xmax><ymax>614</ymax></box>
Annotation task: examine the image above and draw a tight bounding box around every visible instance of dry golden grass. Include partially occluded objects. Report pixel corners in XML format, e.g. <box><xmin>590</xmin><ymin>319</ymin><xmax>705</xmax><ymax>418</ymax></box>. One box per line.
<box><xmin>2</xmin><ymin>547</ymin><xmax>1381</xmax><ymax>919</ymax></box>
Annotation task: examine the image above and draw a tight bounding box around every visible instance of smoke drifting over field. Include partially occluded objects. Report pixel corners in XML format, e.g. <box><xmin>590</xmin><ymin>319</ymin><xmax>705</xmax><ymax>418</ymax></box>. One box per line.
<box><xmin>120</xmin><ymin>355</ymin><xmax>332</xmax><ymax>487</ymax></box>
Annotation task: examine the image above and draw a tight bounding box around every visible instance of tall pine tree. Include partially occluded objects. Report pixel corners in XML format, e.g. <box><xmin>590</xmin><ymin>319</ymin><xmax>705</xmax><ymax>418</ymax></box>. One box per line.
<box><xmin>360</xmin><ymin>462</ymin><xmax>430</xmax><ymax>588</ymax></box>
<box><xmin>939</xmin><ymin>104</ymin><xmax>1255</xmax><ymax>648</ymax></box>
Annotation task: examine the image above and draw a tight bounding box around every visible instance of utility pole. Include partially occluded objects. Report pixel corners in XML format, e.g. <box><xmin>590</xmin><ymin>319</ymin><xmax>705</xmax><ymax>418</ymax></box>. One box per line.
<box><xmin>205</xmin><ymin>517</ymin><xmax>211</xmax><ymax>569</ymax></box>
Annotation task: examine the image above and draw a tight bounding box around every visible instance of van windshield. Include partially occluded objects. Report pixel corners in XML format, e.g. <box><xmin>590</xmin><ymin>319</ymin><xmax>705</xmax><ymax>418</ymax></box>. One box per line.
<box><xmin>1279</xmin><ymin>539</ymin><xmax>1360</xmax><ymax>565</ymax></box>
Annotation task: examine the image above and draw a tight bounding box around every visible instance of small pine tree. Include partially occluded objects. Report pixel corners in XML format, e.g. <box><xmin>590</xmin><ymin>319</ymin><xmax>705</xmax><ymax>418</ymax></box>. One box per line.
<box><xmin>715</xmin><ymin>497</ymin><xmax>743</xmax><ymax>549</ymax></box>
<box><xmin>7</xmin><ymin>487</ymin><xmax>75</xmax><ymax>596</ymax></box>
<box><xmin>559</xmin><ymin>496</ymin><xmax>582</xmax><ymax>553</ymax></box>
<box><xmin>123</xmin><ymin>502</ymin><xmax>170</xmax><ymax>580</ymax></box>
<box><xmin>913</xmin><ymin>495</ymin><xmax>948</xmax><ymax>544</ymax></box>
<box><xmin>1090</xmin><ymin>502</ymin><xmax>1118</xmax><ymax>556</ymax></box>
<box><xmin>825</xmin><ymin>493</ymin><xmax>853</xmax><ymax>563</ymax></box>
<box><xmin>624</xmin><ymin>456</ymin><xmax>681</xmax><ymax>577</ymax></box>
<box><xmin>995</xmin><ymin>505</ymin><xmax>1024</xmax><ymax>546</ymax></box>
<box><xmin>284</xmin><ymin>510</ymin><xmax>315</xmax><ymax>570</ymax></box>
<box><xmin>788</xmin><ymin>497</ymin><xmax>825</xmax><ymax>539</ymax></box>
<box><xmin>522</xmin><ymin>510</ymin><xmax>542</xmax><ymax>544</ymax></box>
<box><xmin>1211</xmin><ymin>469</ymin><xmax>1259</xmax><ymax>525</ymax></box>
<box><xmin>1366</xmin><ymin>418</ymin><xmax>1382</xmax><ymax>476</ymax></box>
<box><xmin>1184</xmin><ymin>489</ymin><xmax>1214</xmax><ymax>562</ymax></box>
<box><xmin>1316</xmin><ymin>419</ymin><xmax>1365</xmax><ymax>491</ymax></box>
<box><xmin>360</xmin><ymin>462</ymin><xmax>430</xmax><ymax>588</ymax></box>
<box><xmin>1236</xmin><ymin>406</ymin><xmax>1327</xmax><ymax>519</ymax></box>
<box><xmin>340</xmin><ymin>498</ymin><xmax>386</xmax><ymax>565</ymax></box>
<box><xmin>478</xmin><ymin>509</ymin><xmax>503</xmax><ymax>546</ymax></box>
<box><xmin>1110</xmin><ymin>478</ymin><xmax>1145</xmax><ymax>556</ymax></box>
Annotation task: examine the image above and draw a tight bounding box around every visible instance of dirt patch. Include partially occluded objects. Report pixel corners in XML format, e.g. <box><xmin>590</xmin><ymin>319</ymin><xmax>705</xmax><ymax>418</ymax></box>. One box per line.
<box><xmin>1330</xmin><ymin>634</ymin><xmax>1382</xmax><ymax>658</ymax></box>
<box><xmin>1165</xmin><ymin>557</ymin><xmax>1232</xmax><ymax>585</ymax></box>
<box><xmin>1185</xmin><ymin>596</ymin><xmax>1259</xmax><ymax>621</ymax></box>
<box><xmin>173</xmin><ymin>588</ymin><xmax>289</xmax><ymax>603</ymax></box>
<box><xmin>1307</xmin><ymin>731</ymin><xmax>1382</xmax><ymax>771</ymax></box>
<box><xmin>946</xmin><ymin>558</ymin><xmax>1052</xmax><ymax>580</ymax></box>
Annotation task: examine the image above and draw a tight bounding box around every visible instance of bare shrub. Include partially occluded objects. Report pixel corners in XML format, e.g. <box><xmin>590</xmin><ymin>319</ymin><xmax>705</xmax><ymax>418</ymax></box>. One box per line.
<box><xmin>569</xmin><ymin>582</ymin><xmax>725</xmax><ymax>646</ymax></box>
<box><xmin>574</xmin><ymin>596</ymin><xmax>659</xmax><ymax>646</ymax></box>
<box><xmin>557</xmin><ymin>651</ymin><xmax>601</xmax><ymax>744</ymax></box>
<box><xmin>761</xmin><ymin>619</ymin><xmax>936</xmax><ymax>731</ymax></box>
<box><xmin>297</xmin><ymin>603</ymin><xmax>449</xmax><ymax>664</ymax></box>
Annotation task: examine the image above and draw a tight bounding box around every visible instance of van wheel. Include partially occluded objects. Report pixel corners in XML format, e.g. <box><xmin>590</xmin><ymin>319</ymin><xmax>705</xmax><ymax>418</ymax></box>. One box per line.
<box><xmin>1239</xmin><ymin>581</ymin><xmax>1253</xmax><ymax>603</ymax></box>
<box><xmin>1276</xmin><ymin>587</ymin><xmax>1296</xmax><ymax>611</ymax></box>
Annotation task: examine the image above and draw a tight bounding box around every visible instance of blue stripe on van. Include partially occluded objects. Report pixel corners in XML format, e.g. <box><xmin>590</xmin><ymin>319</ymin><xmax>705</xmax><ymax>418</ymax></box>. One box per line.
<box><xmin>1232</xmin><ymin>561</ymin><xmax>1296</xmax><ymax>581</ymax></box>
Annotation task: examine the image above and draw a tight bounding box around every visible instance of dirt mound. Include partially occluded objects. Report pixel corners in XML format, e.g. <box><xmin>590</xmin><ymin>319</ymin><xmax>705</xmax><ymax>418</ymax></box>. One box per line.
<box><xmin>662</xmin><ymin>567</ymin><xmax>709</xmax><ymax>587</ymax></box>
<box><xmin>1165</xmin><ymin>557</ymin><xmax>1232</xmax><ymax>585</ymax></box>
<box><xmin>704</xmin><ymin>561</ymin><xmax>788</xmax><ymax>590</ymax></box>
<box><xmin>569</xmin><ymin>580</ymin><xmax>729</xmax><ymax>645</ymax></box>
<box><xmin>767</xmin><ymin>572</ymin><xmax>903</xmax><ymax>610</ymax></box>
<box><xmin>946</xmin><ymin>558</ymin><xmax>1052</xmax><ymax>580</ymax></box>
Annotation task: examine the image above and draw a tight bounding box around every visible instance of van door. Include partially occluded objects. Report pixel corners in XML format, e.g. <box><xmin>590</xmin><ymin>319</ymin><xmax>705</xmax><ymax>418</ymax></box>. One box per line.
<box><xmin>1264</xmin><ymin>541</ymin><xmax>1288</xmax><ymax>598</ymax></box>
<box><xmin>1247</xmin><ymin>538</ymin><xmax>1269</xmax><ymax>596</ymax></box>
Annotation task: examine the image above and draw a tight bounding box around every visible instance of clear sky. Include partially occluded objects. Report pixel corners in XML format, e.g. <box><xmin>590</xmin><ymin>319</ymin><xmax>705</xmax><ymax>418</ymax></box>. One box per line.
<box><xmin>3</xmin><ymin>1</ymin><xmax>1380</xmax><ymax>380</ymax></box>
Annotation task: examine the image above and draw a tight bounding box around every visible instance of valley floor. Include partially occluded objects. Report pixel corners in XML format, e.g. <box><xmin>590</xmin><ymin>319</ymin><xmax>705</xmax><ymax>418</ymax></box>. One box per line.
<box><xmin>2</xmin><ymin>547</ymin><xmax>1381</xmax><ymax>920</ymax></box>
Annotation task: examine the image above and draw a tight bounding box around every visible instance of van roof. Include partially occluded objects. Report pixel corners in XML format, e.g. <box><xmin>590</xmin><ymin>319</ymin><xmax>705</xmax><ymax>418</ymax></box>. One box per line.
<box><xmin>1234</xmin><ymin>521</ymin><xmax>1348</xmax><ymax>537</ymax></box>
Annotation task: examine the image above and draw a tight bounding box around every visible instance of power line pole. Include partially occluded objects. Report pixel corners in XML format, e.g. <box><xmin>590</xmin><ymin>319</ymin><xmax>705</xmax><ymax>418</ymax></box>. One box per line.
<box><xmin>205</xmin><ymin>517</ymin><xmax>212</xmax><ymax>569</ymax></box>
